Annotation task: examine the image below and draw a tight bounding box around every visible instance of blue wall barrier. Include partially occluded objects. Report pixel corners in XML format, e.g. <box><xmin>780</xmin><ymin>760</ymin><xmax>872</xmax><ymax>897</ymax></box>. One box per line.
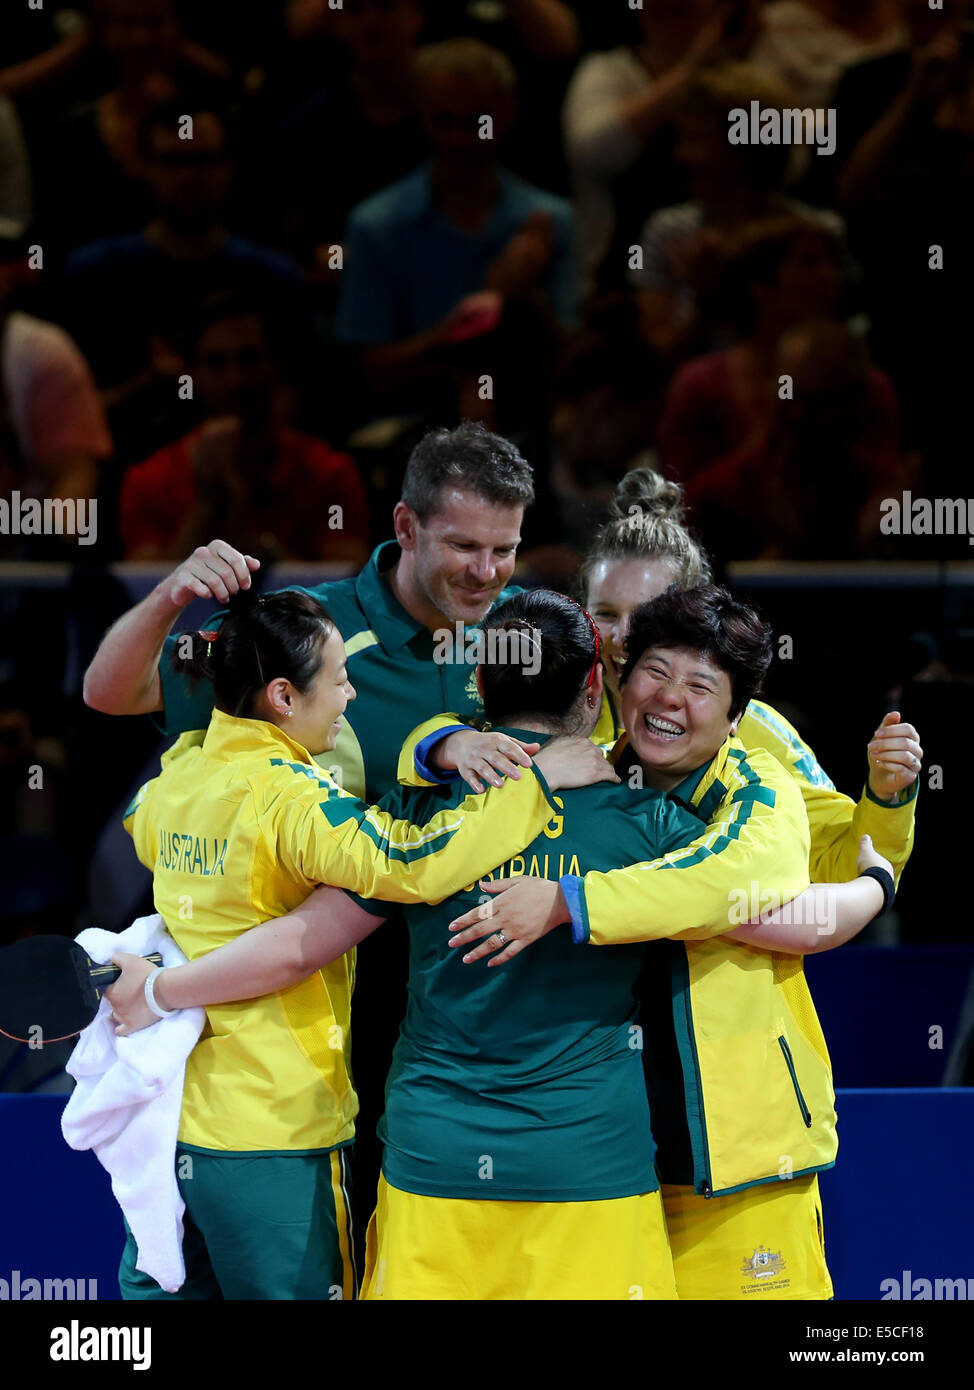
<box><xmin>819</xmin><ymin>1089</ymin><xmax>974</xmax><ymax>1300</ymax></box>
<box><xmin>0</xmin><ymin>1095</ymin><xmax>124</xmax><ymax>1300</ymax></box>
<box><xmin>1</xmin><ymin>1089</ymin><xmax>972</xmax><ymax>1301</ymax></box>
<box><xmin>805</xmin><ymin>947</ymin><xmax>974</xmax><ymax>1087</ymax></box>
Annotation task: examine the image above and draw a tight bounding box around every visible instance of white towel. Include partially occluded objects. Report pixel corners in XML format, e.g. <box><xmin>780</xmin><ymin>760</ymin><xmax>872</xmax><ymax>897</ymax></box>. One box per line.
<box><xmin>61</xmin><ymin>914</ymin><xmax>205</xmax><ymax>1293</ymax></box>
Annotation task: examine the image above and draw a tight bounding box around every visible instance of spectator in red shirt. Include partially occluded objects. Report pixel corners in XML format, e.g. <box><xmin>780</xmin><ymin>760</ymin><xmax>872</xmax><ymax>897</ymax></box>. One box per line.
<box><xmin>656</xmin><ymin>216</ymin><xmax>846</xmax><ymax>487</ymax></box>
<box><xmin>120</xmin><ymin>296</ymin><xmax>369</xmax><ymax>564</ymax></box>
<box><xmin>686</xmin><ymin>318</ymin><xmax>911</xmax><ymax>559</ymax></box>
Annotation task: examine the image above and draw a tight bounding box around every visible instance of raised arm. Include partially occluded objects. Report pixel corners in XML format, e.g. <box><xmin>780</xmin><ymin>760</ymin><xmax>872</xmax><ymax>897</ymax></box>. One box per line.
<box><xmin>106</xmin><ymin>885</ymin><xmax>385</xmax><ymax>1032</ymax></box>
<box><xmin>564</xmin><ymin>12</ymin><xmax>731</xmax><ymax>176</ymax></box>
<box><xmin>799</xmin><ymin>713</ymin><xmax>920</xmax><ymax>885</ymax></box>
<box><xmin>741</xmin><ymin>703</ymin><xmax>920</xmax><ymax>885</ymax></box>
<box><xmin>0</xmin><ymin>29</ymin><xmax>89</xmax><ymax>99</ymax></box>
<box><xmin>836</xmin><ymin>35</ymin><xmax>961</xmax><ymax>209</ymax></box>
<box><xmin>83</xmin><ymin>540</ymin><xmax>259</xmax><ymax>715</ymax></box>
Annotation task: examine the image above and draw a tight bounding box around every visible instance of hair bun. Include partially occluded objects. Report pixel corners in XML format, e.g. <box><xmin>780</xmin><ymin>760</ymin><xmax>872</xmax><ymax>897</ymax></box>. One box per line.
<box><xmin>226</xmin><ymin>587</ymin><xmax>262</xmax><ymax>618</ymax></box>
<box><xmin>609</xmin><ymin>467</ymin><xmax>686</xmax><ymax>524</ymax></box>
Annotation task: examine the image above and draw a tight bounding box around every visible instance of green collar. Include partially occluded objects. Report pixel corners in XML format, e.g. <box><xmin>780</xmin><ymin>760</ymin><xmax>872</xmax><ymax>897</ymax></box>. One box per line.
<box><xmin>353</xmin><ymin>541</ymin><xmax>426</xmax><ymax>654</ymax></box>
<box><xmin>491</xmin><ymin>725</ymin><xmax>553</xmax><ymax>746</ymax></box>
<box><xmin>353</xmin><ymin>539</ymin><xmax>523</xmax><ymax>655</ymax></box>
<box><xmin>671</xmin><ymin>760</ymin><xmax>712</xmax><ymax>805</ymax></box>
<box><xmin>610</xmin><ymin>739</ymin><xmax>716</xmax><ymax>821</ymax></box>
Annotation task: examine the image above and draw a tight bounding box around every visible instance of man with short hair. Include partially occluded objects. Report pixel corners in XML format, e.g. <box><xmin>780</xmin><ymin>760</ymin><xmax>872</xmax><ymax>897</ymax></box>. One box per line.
<box><xmin>334</xmin><ymin>38</ymin><xmax>576</xmax><ymax>428</ymax></box>
<box><xmin>85</xmin><ymin>418</ymin><xmax>533</xmax><ymax>797</ymax></box>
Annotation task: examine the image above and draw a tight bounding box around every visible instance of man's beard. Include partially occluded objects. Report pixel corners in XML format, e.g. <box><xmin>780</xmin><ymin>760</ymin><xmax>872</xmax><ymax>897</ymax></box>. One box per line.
<box><xmin>418</xmin><ymin>563</ymin><xmax>496</xmax><ymax>627</ymax></box>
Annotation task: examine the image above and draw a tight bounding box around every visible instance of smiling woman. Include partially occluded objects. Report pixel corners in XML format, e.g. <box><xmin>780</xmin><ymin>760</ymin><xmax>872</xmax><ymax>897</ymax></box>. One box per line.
<box><xmin>392</xmin><ymin>577</ymin><xmax>904</xmax><ymax>1303</ymax></box>
<box><xmin>581</xmin><ymin>469</ymin><xmax>711</xmax><ymax>702</ymax></box>
<box><xmin>171</xmin><ymin>588</ymin><xmax>351</xmax><ymax>750</ymax></box>
<box><xmin>104</xmin><ymin>581</ymin><xmax>598</xmax><ymax>1301</ymax></box>
<box><xmin>433</xmin><ymin>580</ymin><xmax>907</xmax><ymax>1303</ymax></box>
<box><xmin>620</xmin><ymin>583</ymin><xmax>773</xmax><ymax>790</ymax></box>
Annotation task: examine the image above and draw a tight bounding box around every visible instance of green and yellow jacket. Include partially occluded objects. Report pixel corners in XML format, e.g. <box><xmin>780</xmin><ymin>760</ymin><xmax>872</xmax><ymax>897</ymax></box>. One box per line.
<box><xmin>401</xmin><ymin>700</ymin><xmax>917</xmax><ymax>1196</ymax></box>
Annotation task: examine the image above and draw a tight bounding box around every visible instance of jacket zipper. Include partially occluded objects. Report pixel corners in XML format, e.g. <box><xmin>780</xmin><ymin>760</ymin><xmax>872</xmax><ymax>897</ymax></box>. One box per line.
<box><xmin>677</xmin><ymin>955</ymin><xmax>714</xmax><ymax>1197</ymax></box>
<box><xmin>778</xmin><ymin>1035</ymin><xmax>813</xmax><ymax>1127</ymax></box>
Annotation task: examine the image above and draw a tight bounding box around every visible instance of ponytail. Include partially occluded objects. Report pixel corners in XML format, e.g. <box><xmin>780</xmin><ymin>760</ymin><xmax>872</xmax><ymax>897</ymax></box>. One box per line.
<box><xmin>171</xmin><ymin>589</ymin><xmax>334</xmax><ymax>718</ymax></box>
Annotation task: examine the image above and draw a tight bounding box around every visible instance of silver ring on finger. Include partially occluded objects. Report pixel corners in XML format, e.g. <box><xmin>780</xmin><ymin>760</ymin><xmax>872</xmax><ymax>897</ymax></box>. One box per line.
<box><xmin>495</xmin><ymin>930</ymin><xmax>508</xmax><ymax>946</ymax></box>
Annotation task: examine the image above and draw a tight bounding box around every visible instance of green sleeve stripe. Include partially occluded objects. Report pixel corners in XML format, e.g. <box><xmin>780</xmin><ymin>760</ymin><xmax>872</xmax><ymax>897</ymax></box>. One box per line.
<box><xmin>272</xmin><ymin>757</ymin><xmax>453</xmax><ymax>856</ymax></box>
<box><xmin>270</xmin><ymin>757</ymin><xmax>334</xmax><ymax>790</ymax></box>
<box><xmin>743</xmin><ymin>701</ymin><xmax>836</xmax><ymax>790</ymax></box>
<box><xmin>743</xmin><ymin>701</ymin><xmax>808</xmax><ymax>754</ymax></box>
<box><xmin>731</xmin><ymin>783</ymin><xmax>776</xmax><ymax>809</ymax></box>
<box><xmin>316</xmin><ymin>796</ymin><xmax>464</xmax><ymax>862</ymax></box>
<box><xmin>122</xmin><ymin>787</ymin><xmax>146</xmax><ymax>820</ymax></box>
<box><xmin>659</xmin><ymin>835</ymin><xmax>732</xmax><ymax>870</ymax></box>
<box><xmin>696</xmin><ymin>777</ymin><xmax>728</xmax><ymax>821</ymax></box>
<box><xmin>743</xmin><ymin>700</ymin><xmax>800</xmax><ymax>748</ymax></box>
<box><xmin>344</xmin><ymin>629</ymin><xmax>380</xmax><ymax>659</ymax></box>
<box><xmin>657</xmin><ymin>786</ymin><xmax>759</xmax><ymax>870</ymax></box>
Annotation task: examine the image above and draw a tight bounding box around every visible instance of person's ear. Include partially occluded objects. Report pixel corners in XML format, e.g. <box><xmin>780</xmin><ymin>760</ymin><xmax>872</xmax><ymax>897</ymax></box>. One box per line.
<box><xmin>587</xmin><ymin>663</ymin><xmax>604</xmax><ymax>708</ymax></box>
<box><xmin>393</xmin><ymin>500</ymin><xmax>419</xmax><ymax>551</ymax></box>
<box><xmin>475</xmin><ymin>666</ymin><xmax>485</xmax><ymax>702</ymax></box>
<box><xmin>264</xmin><ymin>677</ymin><xmax>292</xmax><ymax>719</ymax></box>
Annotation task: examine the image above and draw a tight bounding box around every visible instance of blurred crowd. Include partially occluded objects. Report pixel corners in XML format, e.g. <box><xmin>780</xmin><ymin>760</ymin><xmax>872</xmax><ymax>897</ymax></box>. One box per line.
<box><xmin>0</xmin><ymin>0</ymin><xmax>970</xmax><ymax>573</ymax></box>
<box><xmin>1</xmin><ymin>0</ymin><xmax>971</xmax><ymax>1084</ymax></box>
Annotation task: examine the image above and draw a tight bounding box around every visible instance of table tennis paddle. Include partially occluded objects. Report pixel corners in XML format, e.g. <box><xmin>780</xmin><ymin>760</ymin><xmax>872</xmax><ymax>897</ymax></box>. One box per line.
<box><xmin>0</xmin><ymin>935</ymin><xmax>163</xmax><ymax>1045</ymax></box>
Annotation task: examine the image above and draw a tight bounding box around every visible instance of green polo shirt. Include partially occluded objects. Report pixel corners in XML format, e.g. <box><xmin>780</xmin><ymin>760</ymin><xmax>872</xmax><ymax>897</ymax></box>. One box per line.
<box><xmin>157</xmin><ymin>542</ymin><xmax>520</xmax><ymax>800</ymax></box>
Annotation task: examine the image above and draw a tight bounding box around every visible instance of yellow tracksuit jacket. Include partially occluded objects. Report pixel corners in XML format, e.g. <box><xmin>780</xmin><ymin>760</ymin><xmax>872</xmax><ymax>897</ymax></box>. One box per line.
<box><xmin>591</xmin><ymin>692</ymin><xmax>917</xmax><ymax>884</ymax></box>
<box><xmin>124</xmin><ymin>709</ymin><xmax>559</xmax><ymax>1154</ymax></box>
<box><xmin>400</xmin><ymin>699</ymin><xmax>918</xmax><ymax>1194</ymax></box>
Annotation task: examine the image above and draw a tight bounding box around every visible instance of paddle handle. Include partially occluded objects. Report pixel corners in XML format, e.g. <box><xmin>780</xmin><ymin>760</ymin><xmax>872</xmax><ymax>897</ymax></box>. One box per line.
<box><xmin>88</xmin><ymin>953</ymin><xmax>165</xmax><ymax>989</ymax></box>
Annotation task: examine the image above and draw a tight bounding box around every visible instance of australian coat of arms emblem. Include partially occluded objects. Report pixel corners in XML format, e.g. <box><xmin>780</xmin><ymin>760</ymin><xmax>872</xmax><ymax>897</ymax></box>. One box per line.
<box><xmin>741</xmin><ymin>1246</ymin><xmax>787</xmax><ymax>1280</ymax></box>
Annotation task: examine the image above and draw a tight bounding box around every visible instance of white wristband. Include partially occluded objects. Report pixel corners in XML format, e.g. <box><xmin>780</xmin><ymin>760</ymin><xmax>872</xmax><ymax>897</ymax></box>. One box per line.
<box><xmin>144</xmin><ymin>967</ymin><xmax>178</xmax><ymax>1019</ymax></box>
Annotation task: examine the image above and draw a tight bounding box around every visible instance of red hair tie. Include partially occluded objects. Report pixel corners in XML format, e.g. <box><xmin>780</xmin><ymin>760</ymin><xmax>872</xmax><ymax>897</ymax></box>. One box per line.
<box><xmin>567</xmin><ymin>599</ymin><xmax>602</xmax><ymax>688</ymax></box>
